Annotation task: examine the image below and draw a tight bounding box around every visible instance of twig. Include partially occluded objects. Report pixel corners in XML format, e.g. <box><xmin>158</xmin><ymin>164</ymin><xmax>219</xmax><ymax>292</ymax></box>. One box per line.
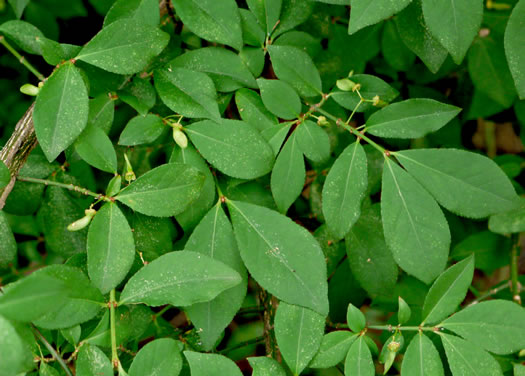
<box><xmin>17</xmin><ymin>176</ymin><xmax>113</xmax><ymax>202</ymax></box>
<box><xmin>32</xmin><ymin>326</ymin><xmax>73</xmax><ymax>376</ymax></box>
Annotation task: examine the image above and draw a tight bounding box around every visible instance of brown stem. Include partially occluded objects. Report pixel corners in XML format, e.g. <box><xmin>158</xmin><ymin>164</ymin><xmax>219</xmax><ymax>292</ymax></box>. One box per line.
<box><xmin>0</xmin><ymin>103</ymin><xmax>37</xmax><ymax>210</ymax></box>
<box><xmin>258</xmin><ymin>287</ymin><xmax>281</xmax><ymax>361</ymax></box>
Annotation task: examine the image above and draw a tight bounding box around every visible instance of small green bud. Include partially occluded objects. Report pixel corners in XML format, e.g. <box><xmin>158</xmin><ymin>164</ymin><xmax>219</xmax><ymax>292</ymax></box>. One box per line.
<box><xmin>172</xmin><ymin>128</ymin><xmax>188</xmax><ymax>149</ymax></box>
<box><xmin>336</xmin><ymin>78</ymin><xmax>357</xmax><ymax>91</ymax></box>
<box><xmin>20</xmin><ymin>83</ymin><xmax>40</xmax><ymax>96</ymax></box>
<box><xmin>387</xmin><ymin>341</ymin><xmax>401</xmax><ymax>353</ymax></box>
<box><xmin>317</xmin><ymin>116</ymin><xmax>329</xmax><ymax>126</ymax></box>
<box><xmin>372</xmin><ymin>95</ymin><xmax>388</xmax><ymax>107</ymax></box>
<box><xmin>123</xmin><ymin>153</ymin><xmax>136</xmax><ymax>183</ymax></box>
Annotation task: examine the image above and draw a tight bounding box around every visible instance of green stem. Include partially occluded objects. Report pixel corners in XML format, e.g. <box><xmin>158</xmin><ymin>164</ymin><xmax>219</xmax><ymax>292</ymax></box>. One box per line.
<box><xmin>345</xmin><ymin>99</ymin><xmax>363</xmax><ymax>124</ymax></box>
<box><xmin>367</xmin><ymin>325</ymin><xmax>441</xmax><ymax>332</ymax></box>
<box><xmin>218</xmin><ymin>336</ymin><xmax>265</xmax><ymax>354</ymax></box>
<box><xmin>0</xmin><ymin>36</ymin><xmax>45</xmax><ymax>81</ymax></box>
<box><xmin>153</xmin><ymin>305</ymin><xmax>172</xmax><ymax>321</ymax></box>
<box><xmin>511</xmin><ymin>233</ymin><xmax>522</xmax><ymax>305</ymax></box>
<box><xmin>110</xmin><ymin>289</ymin><xmax>119</xmax><ymax>369</ymax></box>
<box><xmin>17</xmin><ymin>176</ymin><xmax>113</xmax><ymax>202</ymax></box>
<box><xmin>32</xmin><ymin>326</ymin><xmax>73</xmax><ymax>376</ymax></box>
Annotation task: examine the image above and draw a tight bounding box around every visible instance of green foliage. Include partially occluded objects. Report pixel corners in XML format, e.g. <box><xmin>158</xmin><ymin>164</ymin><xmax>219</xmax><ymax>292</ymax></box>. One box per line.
<box><xmin>0</xmin><ymin>0</ymin><xmax>524</xmax><ymax>374</ymax></box>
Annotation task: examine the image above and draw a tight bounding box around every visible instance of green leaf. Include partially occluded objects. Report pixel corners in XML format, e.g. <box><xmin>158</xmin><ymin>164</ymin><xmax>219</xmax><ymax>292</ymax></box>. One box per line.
<box><xmin>381</xmin><ymin>20</ymin><xmax>415</xmax><ymax>72</ymax></box>
<box><xmin>184</xmin><ymin>204</ymin><xmax>247</xmax><ymax>350</ymax></box>
<box><xmin>171</xmin><ymin>47</ymin><xmax>257</xmax><ymax>92</ymax></box>
<box><xmin>515</xmin><ymin>364</ymin><xmax>525</xmax><ymax>376</ymax></box>
<box><xmin>273</xmin><ymin>0</ymin><xmax>314</xmax><ymax>38</ymax></box>
<box><xmin>331</xmin><ymin>74</ymin><xmax>399</xmax><ymax>113</ymax></box>
<box><xmin>270</xmin><ymin>132</ymin><xmax>305</xmax><ymax>213</ymax></box>
<box><xmin>128</xmin><ymin>338</ymin><xmax>183</xmax><ymax>376</ymax></box>
<box><xmin>39</xmin><ymin>362</ymin><xmax>60</xmax><ymax>376</ymax></box>
<box><xmin>257</xmin><ymin>78</ymin><xmax>301</xmax><ymax>119</ymax></box>
<box><xmin>468</xmin><ymin>35</ymin><xmax>517</xmax><ymax>108</ymax></box>
<box><xmin>489</xmin><ymin>198</ymin><xmax>525</xmax><ymax>234</ymax></box>
<box><xmin>240</xmin><ymin>9</ymin><xmax>266</xmax><ymax>46</ymax></box>
<box><xmin>395</xmin><ymin>0</ymin><xmax>448</xmax><ymax>73</ymax></box>
<box><xmin>246</xmin><ymin>0</ymin><xmax>282</xmax><ymax>34</ymax></box>
<box><xmin>322</xmin><ymin>142</ymin><xmax>367</xmax><ymax>240</ymax></box>
<box><xmin>171</xmin><ymin>145</ymin><xmax>216</xmax><ymax>231</ymax></box>
<box><xmin>381</xmin><ymin>159</ymin><xmax>450</xmax><ymax>284</ymax></box>
<box><xmin>33</xmin><ymin>62</ymin><xmax>89</xmax><ymax>162</ymax></box>
<box><xmin>296</xmin><ymin>120</ymin><xmax>330</xmax><ymax>163</ymax></box>
<box><xmin>440</xmin><ymin>333</ymin><xmax>503</xmax><ymax>376</ymax></box>
<box><xmin>116</xmin><ymin>163</ymin><xmax>205</xmax><ymax>217</ymax></box>
<box><xmin>0</xmin><ymin>315</ymin><xmax>31</xmax><ymax>375</ymax></box>
<box><xmin>154</xmin><ymin>67</ymin><xmax>220</xmax><ymax>121</ymax></box>
<box><xmin>401</xmin><ymin>333</ymin><xmax>444</xmax><ymax>376</ymax></box>
<box><xmin>348</xmin><ymin>0</ymin><xmax>411</xmax><ymax>35</ymax></box>
<box><xmin>366</xmin><ymin>99</ymin><xmax>461</xmax><ymax>139</ymax></box>
<box><xmin>104</xmin><ymin>0</ymin><xmax>160</xmax><ymax>27</ymax></box>
<box><xmin>235</xmin><ymin>88</ymin><xmax>278</xmax><ymax>132</ymax></box>
<box><xmin>505</xmin><ymin>0</ymin><xmax>525</xmax><ymax>99</ymax></box>
<box><xmin>172</xmin><ymin>0</ymin><xmax>242</xmax><ymax>51</ymax></box>
<box><xmin>0</xmin><ymin>161</ymin><xmax>9</xmax><ymax>189</ymax></box>
<box><xmin>227</xmin><ymin>200</ymin><xmax>329</xmax><ymax>315</ymax></box>
<box><xmin>274</xmin><ymin>301</ymin><xmax>325</xmax><ymax>375</ymax></box>
<box><xmin>344</xmin><ymin>336</ymin><xmax>374</xmax><ymax>376</ymax></box>
<box><xmin>76</xmin><ymin>18</ymin><xmax>169</xmax><ymax>74</ymax></box>
<box><xmin>268</xmin><ymin>45</ymin><xmax>322</xmax><ymax>98</ymax></box>
<box><xmin>0</xmin><ymin>273</ymin><xmax>68</xmax><ymax>322</ymax></box>
<box><xmin>347</xmin><ymin>303</ymin><xmax>366</xmax><ymax>333</ymax></box>
<box><xmin>118</xmin><ymin>76</ymin><xmax>156</xmax><ymax>116</ymax></box>
<box><xmin>310</xmin><ymin>331</ymin><xmax>357</xmax><ymax>369</ymax></box>
<box><xmin>0</xmin><ymin>211</ymin><xmax>17</xmax><ymax>268</ymax></box>
<box><xmin>8</xmin><ymin>0</ymin><xmax>30</xmax><ymax>18</ymax></box>
<box><xmin>248</xmin><ymin>357</ymin><xmax>287</xmax><ymax>376</ymax></box>
<box><xmin>398</xmin><ymin>296</ymin><xmax>411</xmax><ymax>325</ymax></box>
<box><xmin>442</xmin><ymin>300</ymin><xmax>525</xmax><ymax>355</ymax></box>
<box><xmin>345</xmin><ymin>204</ymin><xmax>398</xmax><ymax>297</ymax></box>
<box><xmin>421</xmin><ymin>0</ymin><xmax>483</xmax><ymax>63</ymax></box>
<box><xmin>87</xmin><ymin>94</ymin><xmax>115</xmax><ymax>134</ymax></box>
<box><xmin>421</xmin><ymin>256</ymin><xmax>474</xmax><ymax>325</ymax></box>
<box><xmin>395</xmin><ymin>149</ymin><xmax>520</xmax><ymax>218</ymax></box>
<box><xmin>87</xmin><ymin>202</ymin><xmax>135</xmax><ymax>294</ymax></box>
<box><xmin>75</xmin><ymin>124</ymin><xmax>117</xmax><ymax>173</ymax></box>
<box><xmin>184</xmin><ymin>351</ymin><xmax>242</xmax><ymax>376</ymax></box>
<box><xmin>119</xmin><ymin>250</ymin><xmax>242</xmax><ymax>306</ymax></box>
<box><xmin>186</xmin><ymin>119</ymin><xmax>274</xmax><ymax>179</ymax></box>
<box><xmin>0</xmin><ymin>20</ymin><xmax>44</xmax><ymax>54</ymax></box>
<box><xmin>76</xmin><ymin>344</ymin><xmax>113</xmax><ymax>376</ymax></box>
<box><xmin>118</xmin><ymin>114</ymin><xmax>165</xmax><ymax>146</ymax></box>
<box><xmin>32</xmin><ymin>265</ymin><xmax>104</xmax><ymax>329</ymax></box>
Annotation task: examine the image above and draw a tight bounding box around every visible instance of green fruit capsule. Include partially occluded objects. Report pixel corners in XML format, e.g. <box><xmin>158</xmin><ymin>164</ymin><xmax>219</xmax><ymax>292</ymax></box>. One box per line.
<box><xmin>173</xmin><ymin>128</ymin><xmax>188</xmax><ymax>149</ymax></box>
<box><xmin>67</xmin><ymin>208</ymin><xmax>96</xmax><ymax>231</ymax></box>
<box><xmin>336</xmin><ymin>78</ymin><xmax>357</xmax><ymax>91</ymax></box>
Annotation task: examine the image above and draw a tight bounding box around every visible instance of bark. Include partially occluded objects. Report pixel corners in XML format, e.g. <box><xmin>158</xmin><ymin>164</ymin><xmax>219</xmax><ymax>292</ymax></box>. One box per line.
<box><xmin>0</xmin><ymin>103</ymin><xmax>37</xmax><ymax>210</ymax></box>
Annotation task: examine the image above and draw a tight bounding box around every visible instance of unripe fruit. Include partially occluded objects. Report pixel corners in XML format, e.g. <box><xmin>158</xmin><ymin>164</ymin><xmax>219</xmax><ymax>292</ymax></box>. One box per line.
<box><xmin>336</xmin><ymin>78</ymin><xmax>356</xmax><ymax>91</ymax></box>
<box><xmin>173</xmin><ymin>128</ymin><xmax>188</xmax><ymax>149</ymax></box>
<box><xmin>20</xmin><ymin>83</ymin><xmax>40</xmax><ymax>96</ymax></box>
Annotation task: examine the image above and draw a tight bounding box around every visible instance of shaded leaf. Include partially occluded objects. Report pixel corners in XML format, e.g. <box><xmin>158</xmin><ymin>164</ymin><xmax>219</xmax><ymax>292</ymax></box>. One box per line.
<box><xmin>118</xmin><ymin>114</ymin><xmax>165</xmax><ymax>146</ymax></box>
<box><xmin>489</xmin><ymin>198</ymin><xmax>525</xmax><ymax>234</ymax></box>
<box><xmin>257</xmin><ymin>78</ymin><xmax>301</xmax><ymax>120</ymax></box>
<box><xmin>344</xmin><ymin>336</ymin><xmax>374</xmax><ymax>376</ymax></box>
<box><xmin>505</xmin><ymin>0</ymin><xmax>525</xmax><ymax>99</ymax></box>
<box><xmin>0</xmin><ymin>211</ymin><xmax>17</xmax><ymax>268</ymax></box>
<box><xmin>296</xmin><ymin>120</ymin><xmax>330</xmax><ymax>163</ymax></box>
<box><xmin>235</xmin><ymin>88</ymin><xmax>278</xmax><ymax>132</ymax></box>
<box><xmin>184</xmin><ymin>351</ymin><xmax>243</xmax><ymax>376</ymax></box>
<box><xmin>75</xmin><ymin>124</ymin><xmax>117</xmax><ymax>173</ymax></box>
<box><xmin>310</xmin><ymin>331</ymin><xmax>357</xmax><ymax>369</ymax></box>
<box><xmin>0</xmin><ymin>20</ymin><xmax>44</xmax><ymax>54</ymax></box>
<box><xmin>104</xmin><ymin>0</ymin><xmax>159</xmax><ymax>27</ymax></box>
<box><xmin>248</xmin><ymin>357</ymin><xmax>286</xmax><ymax>376</ymax></box>
<box><xmin>76</xmin><ymin>344</ymin><xmax>113</xmax><ymax>376</ymax></box>
<box><xmin>246</xmin><ymin>0</ymin><xmax>282</xmax><ymax>34</ymax></box>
